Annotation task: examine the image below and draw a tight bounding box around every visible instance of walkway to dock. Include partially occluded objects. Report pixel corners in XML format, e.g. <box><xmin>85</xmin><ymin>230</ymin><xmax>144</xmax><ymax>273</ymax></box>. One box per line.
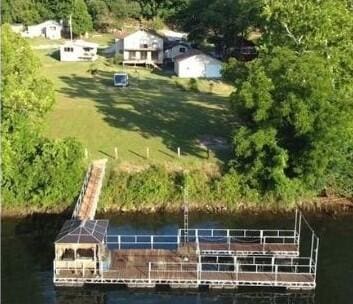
<box><xmin>72</xmin><ymin>159</ymin><xmax>107</xmax><ymax>221</ymax></box>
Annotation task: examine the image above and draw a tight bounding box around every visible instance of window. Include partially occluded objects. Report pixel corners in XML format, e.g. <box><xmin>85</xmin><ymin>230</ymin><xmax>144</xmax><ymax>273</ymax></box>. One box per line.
<box><xmin>141</xmin><ymin>51</ymin><xmax>147</xmax><ymax>60</ymax></box>
<box><xmin>179</xmin><ymin>47</ymin><xmax>186</xmax><ymax>53</ymax></box>
<box><xmin>140</xmin><ymin>39</ymin><xmax>148</xmax><ymax>48</ymax></box>
<box><xmin>151</xmin><ymin>51</ymin><xmax>158</xmax><ymax>60</ymax></box>
<box><xmin>83</xmin><ymin>47</ymin><xmax>92</xmax><ymax>52</ymax></box>
<box><xmin>129</xmin><ymin>51</ymin><xmax>136</xmax><ymax>59</ymax></box>
<box><xmin>64</xmin><ymin>47</ymin><xmax>73</xmax><ymax>52</ymax></box>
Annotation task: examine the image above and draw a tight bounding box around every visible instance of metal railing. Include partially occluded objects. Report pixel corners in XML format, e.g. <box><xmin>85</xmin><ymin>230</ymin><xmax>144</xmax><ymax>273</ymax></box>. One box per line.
<box><xmin>72</xmin><ymin>166</ymin><xmax>92</xmax><ymax>219</ymax></box>
<box><xmin>148</xmin><ymin>257</ymin><xmax>315</xmax><ymax>283</ymax></box>
<box><xmin>179</xmin><ymin>228</ymin><xmax>299</xmax><ymax>244</ymax></box>
<box><xmin>106</xmin><ymin>234</ymin><xmax>180</xmax><ymax>249</ymax></box>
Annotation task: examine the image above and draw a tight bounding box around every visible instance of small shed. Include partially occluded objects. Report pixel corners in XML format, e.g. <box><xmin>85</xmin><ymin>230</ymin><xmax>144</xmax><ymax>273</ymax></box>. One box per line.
<box><xmin>60</xmin><ymin>40</ymin><xmax>98</xmax><ymax>62</ymax></box>
<box><xmin>54</xmin><ymin>220</ymin><xmax>109</xmax><ymax>276</ymax></box>
<box><xmin>174</xmin><ymin>50</ymin><xmax>222</xmax><ymax>78</ymax></box>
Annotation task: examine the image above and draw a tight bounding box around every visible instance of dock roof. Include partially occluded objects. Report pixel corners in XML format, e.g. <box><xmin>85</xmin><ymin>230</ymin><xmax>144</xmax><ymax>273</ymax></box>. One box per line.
<box><xmin>55</xmin><ymin>219</ymin><xmax>109</xmax><ymax>244</ymax></box>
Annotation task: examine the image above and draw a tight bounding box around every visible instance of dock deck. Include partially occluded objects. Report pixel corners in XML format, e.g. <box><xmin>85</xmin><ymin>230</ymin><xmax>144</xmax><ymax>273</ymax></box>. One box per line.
<box><xmin>54</xmin><ymin>247</ymin><xmax>316</xmax><ymax>289</ymax></box>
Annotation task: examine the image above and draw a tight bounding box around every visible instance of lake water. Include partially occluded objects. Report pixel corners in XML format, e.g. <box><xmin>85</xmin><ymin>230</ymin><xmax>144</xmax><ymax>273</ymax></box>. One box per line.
<box><xmin>2</xmin><ymin>211</ymin><xmax>353</xmax><ymax>304</ymax></box>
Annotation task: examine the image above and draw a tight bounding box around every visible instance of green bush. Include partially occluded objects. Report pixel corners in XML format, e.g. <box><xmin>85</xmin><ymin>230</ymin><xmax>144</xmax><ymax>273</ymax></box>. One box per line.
<box><xmin>188</xmin><ymin>78</ymin><xmax>199</xmax><ymax>92</ymax></box>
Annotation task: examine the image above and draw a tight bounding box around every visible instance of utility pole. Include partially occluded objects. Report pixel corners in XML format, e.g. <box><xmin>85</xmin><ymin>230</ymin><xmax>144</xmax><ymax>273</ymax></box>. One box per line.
<box><xmin>183</xmin><ymin>178</ymin><xmax>189</xmax><ymax>244</ymax></box>
<box><xmin>69</xmin><ymin>14</ymin><xmax>73</xmax><ymax>41</ymax></box>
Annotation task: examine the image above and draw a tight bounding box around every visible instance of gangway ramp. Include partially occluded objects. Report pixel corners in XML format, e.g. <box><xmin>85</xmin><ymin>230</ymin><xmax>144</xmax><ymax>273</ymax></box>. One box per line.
<box><xmin>72</xmin><ymin>159</ymin><xmax>107</xmax><ymax>221</ymax></box>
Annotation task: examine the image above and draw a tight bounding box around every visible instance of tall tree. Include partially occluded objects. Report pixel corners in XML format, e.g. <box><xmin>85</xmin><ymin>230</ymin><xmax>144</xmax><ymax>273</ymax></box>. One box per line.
<box><xmin>1</xmin><ymin>25</ymin><xmax>84</xmax><ymax>208</ymax></box>
<box><xmin>223</xmin><ymin>0</ymin><xmax>353</xmax><ymax>200</ymax></box>
<box><xmin>176</xmin><ymin>0</ymin><xmax>261</xmax><ymax>57</ymax></box>
<box><xmin>71</xmin><ymin>0</ymin><xmax>93</xmax><ymax>35</ymax></box>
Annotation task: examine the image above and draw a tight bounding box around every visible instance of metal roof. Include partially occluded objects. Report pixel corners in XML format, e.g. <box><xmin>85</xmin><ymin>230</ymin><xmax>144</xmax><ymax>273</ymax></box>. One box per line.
<box><xmin>62</xmin><ymin>40</ymin><xmax>98</xmax><ymax>48</ymax></box>
<box><xmin>55</xmin><ymin>220</ymin><xmax>109</xmax><ymax>244</ymax></box>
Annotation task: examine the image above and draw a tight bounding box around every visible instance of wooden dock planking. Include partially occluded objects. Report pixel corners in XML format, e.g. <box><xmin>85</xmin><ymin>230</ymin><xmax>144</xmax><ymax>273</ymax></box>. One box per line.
<box><xmin>199</xmin><ymin>242</ymin><xmax>298</xmax><ymax>254</ymax></box>
<box><xmin>75</xmin><ymin>159</ymin><xmax>107</xmax><ymax>221</ymax></box>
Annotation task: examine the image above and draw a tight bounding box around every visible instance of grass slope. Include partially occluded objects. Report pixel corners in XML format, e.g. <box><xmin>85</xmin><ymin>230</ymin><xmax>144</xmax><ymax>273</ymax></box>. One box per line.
<box><xmin>37</xmin><ymin>49</ymin><xmax>233</xmax><ymax>168</ymax></box>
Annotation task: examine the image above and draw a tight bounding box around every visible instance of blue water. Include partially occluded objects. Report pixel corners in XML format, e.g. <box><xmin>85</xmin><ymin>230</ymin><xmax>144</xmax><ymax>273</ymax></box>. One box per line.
<box><xmin>2</xmin><ymin>211</ymin><xmax>353</xmax><ymax>303</ymax></box>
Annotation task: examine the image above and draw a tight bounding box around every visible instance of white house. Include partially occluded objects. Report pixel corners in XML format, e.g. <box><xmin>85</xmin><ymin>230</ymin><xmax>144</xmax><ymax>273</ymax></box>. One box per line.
<box><xmin>115</xmin><ymin>29</ymin><xmax>164</xmax><ymax>66</ymax></box>
<box><xmin>174</xmin><ymin>50</ymin><xmax>222</xmax><ymax>78</ymax></box>
<box><xmin>21</xmin><ymin>20</ymin><xmax>62</xmax><ymax>40</ymax></box>
<box><xmin>164</xmin><ymin>41</ymin><xmax>191</xmax><ymax>62</ymax></box>
<box><xmin>60</xmin><ymin>40</ymin><xmax>98</xmax><ymax>62</ymax></box>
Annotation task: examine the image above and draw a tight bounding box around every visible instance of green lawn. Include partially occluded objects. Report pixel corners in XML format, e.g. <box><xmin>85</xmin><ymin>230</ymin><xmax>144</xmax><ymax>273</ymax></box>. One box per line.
<box><xmin>37</xmin><ymin>49</ymin><xmax>234</xmax><ymax>169</ymax></box>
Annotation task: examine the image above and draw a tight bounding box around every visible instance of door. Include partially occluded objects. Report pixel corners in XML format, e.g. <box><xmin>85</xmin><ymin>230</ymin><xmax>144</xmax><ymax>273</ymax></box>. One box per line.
<box><xmin>205</xmin><ymin>64</ymin><xmax>221</xmax><ymax>78</ymax></box>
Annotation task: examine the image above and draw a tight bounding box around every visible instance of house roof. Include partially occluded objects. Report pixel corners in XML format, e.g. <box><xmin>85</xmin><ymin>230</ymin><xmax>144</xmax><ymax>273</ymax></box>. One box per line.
<box><xmin>115</xmin><ymin>29</ymin><xmax>164</xmax><ymax>41</ymax></box>
<box><xmin>164</xmin><ymin>41</ymin><xmax>190</xmax><ymax>50</ymax></box>
<box><xmin>174</xmin><ymin>49</ymin><xmax>204</xmax><ymax>61</ymax></box>
<box><xmin>63</xmin><ymin>40</ymin><xmax>98</xmax><ymax>48</ymax></box>
<box><xmin>175</xmin><ymin>49</ymin><xmax>222</xmax><ymax>63</ymax></box>
<box><xmin>55</xmin><ymin>220</ymin><xmax>109</xmax><ymax>244</ymax></box>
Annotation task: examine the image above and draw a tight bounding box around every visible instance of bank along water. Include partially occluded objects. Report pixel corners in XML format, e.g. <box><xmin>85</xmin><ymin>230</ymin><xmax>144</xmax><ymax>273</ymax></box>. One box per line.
<box><xmin>2</xmin><ymin>211</ymin><xmax>353</xmax><ymax>304</ymax></box>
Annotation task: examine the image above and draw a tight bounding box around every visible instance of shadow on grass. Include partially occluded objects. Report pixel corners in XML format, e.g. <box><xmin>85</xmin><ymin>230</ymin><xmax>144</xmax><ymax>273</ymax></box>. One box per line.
<box><xmin>58</xmin><ymin>69</ymin><xmax>232</xmax><ymax>162</ymax></box>
<box><xmin>98</xmin><ymin>150</ymin><xmax>114</xmax><ymax>159</ymax></box>
<box><xmin>49</xmin><ymin>49</ymin><xmax>60</xmax><ymax>61</ymax></box>
<box><xmin>128</xmin><ymin>149</ymin><xmax>147</xmax><ymax>160</ymax></box>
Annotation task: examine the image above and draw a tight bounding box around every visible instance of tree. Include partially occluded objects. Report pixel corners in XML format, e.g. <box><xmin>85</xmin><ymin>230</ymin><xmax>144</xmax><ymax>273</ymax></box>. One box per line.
<box><xmin>176</xmin><ymin>0</ymin><xmax>261</xmax><ymax>57</ymax></box>
<box><xmin>86</xmin><ymin>0</ymin><xmax>110</xmax><ymax>30</ymax></box>
<box><xmin>224</xmin><ymin>47</ymin><xmax>353</xmax><ymax>200</ymax></box>
<box><xmin>1</xmin><ymin>25</ymin><xmax>84</xmax><ymax>208</ymax></box>
<box><xmin>134</xmin><ymin>0</ymin><xmax>185</xmax><ymax>20</ymax></box>
<box><xmin>1</xmin><ymin>0</ymin><xmax>41</xmax><ymax>25</ymax></box>
<box><xmin>71</xmin><ymin>0</ymin><xmax>93</xmax><ymax>35</ymax></box>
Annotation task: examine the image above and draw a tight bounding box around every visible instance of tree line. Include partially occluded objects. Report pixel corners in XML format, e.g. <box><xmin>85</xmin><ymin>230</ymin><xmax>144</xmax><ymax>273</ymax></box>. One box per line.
<box><xmin>1</xmin><ymin>0</ymin><xmax>187</xmax><ymax>35</ymax></box>
<box><xmin>1</xmin><ymin>24</ymin><xmax>84</xmax><ymax>210</ymax></box>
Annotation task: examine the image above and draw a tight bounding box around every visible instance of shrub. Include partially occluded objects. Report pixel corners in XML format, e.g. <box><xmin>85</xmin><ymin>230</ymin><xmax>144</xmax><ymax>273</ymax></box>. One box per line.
<box><xmin>188</xmin><ymin>78</ymin><xmax>199</xmax><ymax>92</ymax></box>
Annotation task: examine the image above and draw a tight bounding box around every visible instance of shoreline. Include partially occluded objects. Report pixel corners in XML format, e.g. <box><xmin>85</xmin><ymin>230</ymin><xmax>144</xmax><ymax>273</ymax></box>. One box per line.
<box><xmin>2</xmin><ymin>197</ymin><xmax>352</xmax><ymax>219</ymax></box>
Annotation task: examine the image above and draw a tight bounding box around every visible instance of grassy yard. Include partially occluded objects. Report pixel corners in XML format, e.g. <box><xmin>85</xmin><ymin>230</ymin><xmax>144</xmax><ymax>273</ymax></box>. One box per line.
<box><xmin>36</xmin><ymin>49</ymin><xmax>234</xmax><ymax>170</ymax></box>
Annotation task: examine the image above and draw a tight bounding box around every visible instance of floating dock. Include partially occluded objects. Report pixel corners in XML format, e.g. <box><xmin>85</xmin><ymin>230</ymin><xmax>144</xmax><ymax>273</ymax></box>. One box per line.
<box><xmin>53</xmin><ymin>162</ymin><xmax>319</xmax><ymax>290</ymax></box>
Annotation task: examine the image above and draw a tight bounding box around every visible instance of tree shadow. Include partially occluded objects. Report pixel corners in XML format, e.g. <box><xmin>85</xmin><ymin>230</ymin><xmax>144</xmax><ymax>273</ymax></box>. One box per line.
<box><xmin>49</xmin><ymin>49</ymin><xmax>60</xmax><ymax>61</ymax></box>
<box><xmin>58</xmin><ymin>69</ymin><xmax>232</xmax><ymax>162</ymax></box>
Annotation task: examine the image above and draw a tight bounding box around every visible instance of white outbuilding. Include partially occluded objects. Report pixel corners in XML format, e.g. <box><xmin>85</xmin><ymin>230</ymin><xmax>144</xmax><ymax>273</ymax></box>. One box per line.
<box><xmin>60</xmin><ymin>40</ymin><xmax>98</xmax><ymax>62</ymax></box>
<box><xmin>174</xmin><ymin>50</ymin><xmax>222</xmax><ymax>78</ymax></box>
<box><xmin>21</xmin><ymin>20</ymin><xmax>63</xmax><ymax>40</ymax></box>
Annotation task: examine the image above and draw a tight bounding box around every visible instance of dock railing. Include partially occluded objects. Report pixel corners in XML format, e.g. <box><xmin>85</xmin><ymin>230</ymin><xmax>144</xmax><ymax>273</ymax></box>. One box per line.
<box><xmin>148</xmin><ymin>255</ymin><xmax>315</xmax><ymax>286</ymax></box>
<box><xmin>106</xmin><ymin>234</ymin><xmax>180</xmax><ymax>250</ymax></box>
<box><xmin>72</xmin><ymin>165</ymin><xmax>92</xmax><ymax>219</ymax></box>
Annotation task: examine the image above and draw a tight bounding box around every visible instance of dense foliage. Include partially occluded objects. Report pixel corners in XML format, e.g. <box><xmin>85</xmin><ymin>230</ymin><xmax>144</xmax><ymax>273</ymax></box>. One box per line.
<box><xmin>101</xmin><ymin>166</ymin><xmax>264</xmax><ymax>211</ymax></box>
<box><xmin>223</xmin><ymin>0</ymin><xmax>353</xmax><ymax>201</ymax></box>
<box><xmin>0</xmin><ymin>0</ymin><xmax>185</xmax><ymax>31</ymax></box>
<box><xmin>175</xmin><ymin>0</ymin><xmax>261</xmax><ymax>57</ymax></box>
<box><xmin>1</xmin><ymin>25</ymin><xmax>85</xmax><ymax>209</ymax></box>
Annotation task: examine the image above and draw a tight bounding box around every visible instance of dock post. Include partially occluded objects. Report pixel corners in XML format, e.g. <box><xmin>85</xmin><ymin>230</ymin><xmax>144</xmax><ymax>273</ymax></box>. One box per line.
<box><xmin>148</xmin><ymin>262</ymin><xmax>151</xmax><ymax>284</ymax></box>
<box><xmin>314</xmin><ymin>237</ymin><xmax>320</xmax><ymax>281</ymax></box>
<box><xmin>298</xmin><ymin>212</ymin><xmax>302</xmax><ymax>250</ymax></box>
<box><xmin>118</xmin><ymin>235</ymin><xmax>121</xmax><ymax>250</ymax></box>
<box><xmin>197</xmin><ymin>256</ymin><xmax>201</xmax><ymax>284</ymax></box>
<box><xmin>275</xmin><ymin>265</ymin><xmax>278</xmax><ymax>285</ymax></box>
<box><xmin>151</xmin><ymin>235</ymin><xmax>154</xmax><ymax>250</ymax></box>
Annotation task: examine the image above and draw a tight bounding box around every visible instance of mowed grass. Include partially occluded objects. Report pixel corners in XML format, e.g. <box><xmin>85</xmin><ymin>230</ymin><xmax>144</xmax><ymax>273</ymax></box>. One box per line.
<box><xmin>37</xmin><ymin>49</ymin><xmax>234</xmax><ymax>168</ymax></box>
